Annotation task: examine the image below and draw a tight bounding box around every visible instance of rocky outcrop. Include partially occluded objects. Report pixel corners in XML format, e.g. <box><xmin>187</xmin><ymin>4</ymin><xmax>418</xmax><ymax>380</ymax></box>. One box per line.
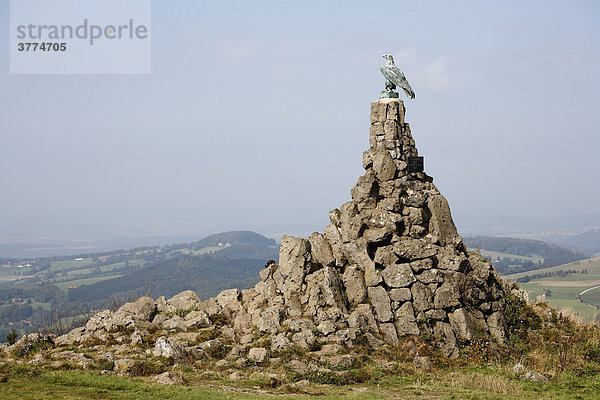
<box><xmin>52</xmin><ymin>98</ymin><xmax>507</xmax><ymax>365</ymax></box>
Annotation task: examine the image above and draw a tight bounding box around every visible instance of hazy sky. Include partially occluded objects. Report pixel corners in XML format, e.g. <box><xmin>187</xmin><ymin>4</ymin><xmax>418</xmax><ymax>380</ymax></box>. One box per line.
<box><xmin>1</xmin><ymin>1</ymin><xmax>599</xmax><ymax>247</ymax></box>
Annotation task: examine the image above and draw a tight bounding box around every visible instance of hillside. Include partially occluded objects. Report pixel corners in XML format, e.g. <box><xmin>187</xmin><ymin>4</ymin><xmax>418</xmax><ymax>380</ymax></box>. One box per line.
<box><xmin>466</xmin><ymin>236</ymin><xmax>587</xmax><ymax>275</ymax></box>
<box><xmin>66</xmin><ymin>255</ymin><xmax>267</xmax><ymax>305</ymax></box>
<box><xmin>504</xmin><ymin>257</ymin><xmax>600</xmax><ymax>322</ymax></box>
<box><xmin>0</xmin><ymin>231</ymin><xmax>278</xmax><ymax>342</ymax></box>
<box><xmin>549</xmin><ymin>229</ymin><xmax>600</xmax><ymax>256</ymax></box>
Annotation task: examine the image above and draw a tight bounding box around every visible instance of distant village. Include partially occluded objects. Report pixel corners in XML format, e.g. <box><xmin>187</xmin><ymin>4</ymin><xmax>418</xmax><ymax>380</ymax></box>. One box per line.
<box><xmin>1</xmin><ymin>260</ymin><xmax>36</xmax><ymax>269</ymax></box>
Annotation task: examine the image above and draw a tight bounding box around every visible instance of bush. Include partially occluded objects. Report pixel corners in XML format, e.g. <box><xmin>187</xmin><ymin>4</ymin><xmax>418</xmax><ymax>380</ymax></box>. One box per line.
<box><xmin>127</xmin><ymin>361</ymin><xmax>166</xmax><ymax>376</ymax></box>
<box><xmin>208</xmin><ymin>313</ymin><xmax>228</xmax><ymax>327</ymax></box>
<box><xmin>308</xmin><ymin>370</ymin><xmax>349</xmax><ymax>385</ymax></box>
<box><xmin>7</xmin><ymin>330</ymin><xmax>18</xmax><ymax>346</ymax></box>
<box><xmin>174</xmin><ymin>307</ymin><xmax>197</xmax><ymax>318</ymax></box>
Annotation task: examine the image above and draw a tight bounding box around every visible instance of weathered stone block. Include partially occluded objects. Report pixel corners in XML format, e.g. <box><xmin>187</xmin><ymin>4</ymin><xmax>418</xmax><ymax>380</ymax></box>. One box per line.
<box><xmin>449</xmin><ymin>308</ymin><xmax>475</xmax><ymax>341</ymax></box>
<box><xmin>341</xmin><ymin>239</ymin><xmax>371</xmax><ymax>267</ymax></box>
<box><xmin>355</xmin><ymin>304</ymin><xmax>379</xmax><ymax>332</ymax></box>
<box><xmin>427</xmin><ymin>195</ymin><xmax>458</xmax><ymax>246</ymax></box>
<box><xmin>305</xmin><ymin>267</ymin><xmax>347</xmax><ymax>313</ymax></box>
<box><xmin>433</xmin><ymin>322</ymin><xmax>458</xmax><ymax>358</ymax></box>
<box><xmin>394</xmin><ymin>302</ymin><xmax>419</xmax><ymax>336</ymax></box>
<box><xmin>374</xmin><ymin>245</ymin><xmax>398</xmax><ymax>266</ymax></box>
<box><xmin>385</xmin><ymin>100</ymin><xmax>401</xmax><ymax>122</ymax></box>
<box><xmin>364</xmin><ymin>262</ymin><xmax>383</xmax><ymax>286</ymax></box>
<box><xmin>384</xmin><ymin>120</ymin><xmax>400</xmax><ymax>140</ymax></box>
<box><xmin>410</xmin><ymin>258</ymin><xmax>434</xmax><ymax>273</ymax></box>
<box><xmin>393</xmin><ymin>238</ymin><xmax>437</xmax><ymax>260</ymax></box>
<box><xmin>339</xmin><ymin>202</ymin><xmax>363</xmax><ymax>242</ymax></box>
<box><xmin>247</xmin><ymin>347</ymin><xmax>269</xmax><ymax>363</ymax></box>
<box><xmin>343</xmin><ymin>266</ymin><xmax>367</xmax><ymax>305</ymax></box>
<box><xmin>370</xmin><ymin>102</ymin><xmax>387</xmax><ymax>123</ymax></box>
<box><xmin>416</xmin><ymin>269</ymin><xmax>443</xmax><ymax>284</ymax></box>
<box><xmin>389</xmin><ymin>288</ymin><xmax>412</xmax><ymax>302</ymax></box>
<box><xmin>381</xmin><ymin>264</ymin><xmax>416</xmax><ymax>288</ymax></box>
<box><xmin>372</xmin><ymin>150</ymin><xmax>396</xmax><ymax>182</ymax></box>
<box><xmin>167</xmin><ymin>291</ymin><xmax>200</xmax><ymax>312</ymax></box>
<box><xmin>274</xmin><ymin>236</ymin><xmax>311</xmax><ymax>295</ymax></box>
<box><xmin>486</xmin><ymin>312</ymin><xmax>506</xmax><ymax>343</ymax></box>
<box><xmin>434</xmin><ymin>281</ymin><xmax>461</xmax><ymax>309</ymax></box>
<box><xmin>351</xmin><ymin>171</ymin><xmax>378</xmax><ymax>209</ymax></box>
<box><xmin>411</xmin><ymin>282</ymin><xmax>433</xmax><ymax>313</ymax></box>
<box><xmin>309</xmin><ymin>232</ymin><xmax>335</xmax><ymax>267</ymax></box>
<box><xmin>367</xmin><ymin>286</ymin><xmax>393</xmax><ymax>322</ymax></box>
<box><xmin>379</xmin><ymin>322</ymin><xmax>399</xmax><ymax>344</ymax></box>
<box><xmin>363</xmin><ymin>148</ymin><xmax>375</xmax><ymax>170</ymax></box>
<box><xmin>324</xmin><ymin>224</ymin><xmax>345</xmax><ymax>266</ymax></box>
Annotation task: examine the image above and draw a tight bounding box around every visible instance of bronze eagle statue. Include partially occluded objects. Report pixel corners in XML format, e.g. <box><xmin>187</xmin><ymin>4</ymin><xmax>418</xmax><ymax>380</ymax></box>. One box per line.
<box><xmin>380</xmin><ymin>54</ymin><xmax>415</xmax><ymax>99</ymax></box>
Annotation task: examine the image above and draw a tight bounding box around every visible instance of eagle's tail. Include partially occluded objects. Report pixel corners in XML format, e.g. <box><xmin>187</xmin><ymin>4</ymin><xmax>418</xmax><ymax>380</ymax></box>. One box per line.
<box><xmin>403</xmin><ymin>87</ymin><xmax>415</xmax><ymax>99</ymax></box>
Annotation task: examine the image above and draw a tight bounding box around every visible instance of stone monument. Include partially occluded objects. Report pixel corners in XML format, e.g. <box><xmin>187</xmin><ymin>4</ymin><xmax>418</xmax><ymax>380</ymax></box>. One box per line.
<box><xmin>52</xmin><ymin>80</ymin><xmax>509</xmax><ymax>362</ymax></box>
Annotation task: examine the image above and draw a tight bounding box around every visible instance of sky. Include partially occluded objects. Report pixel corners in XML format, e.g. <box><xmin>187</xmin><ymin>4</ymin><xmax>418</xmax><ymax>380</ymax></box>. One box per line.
<box><xmin>1</xmin><ymin>1</ymin><xmax>599</xmax><ymax>253</ymax></box>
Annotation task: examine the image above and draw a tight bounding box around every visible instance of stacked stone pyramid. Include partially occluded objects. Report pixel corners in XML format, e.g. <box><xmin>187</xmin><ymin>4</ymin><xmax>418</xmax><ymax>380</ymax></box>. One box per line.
<box><xmin>51</xmin><ymin>98</ymin><xmax>508</xmax><ymax>360</ymax></box>
<box><xmin>257</xmin><ymin>98</ymin><xmax>508</xmax><ymax>356</ymax></box>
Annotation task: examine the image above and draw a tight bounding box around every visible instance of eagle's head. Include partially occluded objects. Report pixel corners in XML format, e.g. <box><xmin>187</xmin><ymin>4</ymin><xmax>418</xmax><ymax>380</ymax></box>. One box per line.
<box><xmin>382</xmin><ymin>54</ymin><xmax>394</xmax><ymax>62</ymax></box>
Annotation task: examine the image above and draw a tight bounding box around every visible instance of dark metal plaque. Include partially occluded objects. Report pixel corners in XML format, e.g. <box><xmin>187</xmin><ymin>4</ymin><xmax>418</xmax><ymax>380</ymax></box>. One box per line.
<box><xmin>407</xmin><ymin>156</ymin><xmax>424</xmax><ymax>172</ymax></box>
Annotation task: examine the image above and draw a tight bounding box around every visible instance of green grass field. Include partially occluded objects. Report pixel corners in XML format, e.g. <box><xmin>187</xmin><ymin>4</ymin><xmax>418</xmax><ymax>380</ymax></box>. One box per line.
<box><xmin>170</xmin><ymin>246</ymin><xmax>225</xmax><ymax>256</ymax></box>
<box><xmin>1</xmin><ymin>365</ymin><xmax>599</xmax><ymax>400</ymax></box>
<box><xmin>506</xmin><ymin>257</ymin><xmax>600</xmax><ymax>280</ymax></box>
<box><xmin>506</xmin><ymin>257</ymin><xmax>600</xmax><ymax>322</ymax></box>
<box><xmin>580</xmin><ymin>286</ymin><xmax>600</xmax><ymax>308</ymax></box>
<box><xmin>49</xmin><ymin>259</ymin><xmax>94</xmax><ymax>272</ymax></box>
<box><xmin>479</xmin><ymin>249</ymin><xmax>544</xmax><ymax>264</ymax></box>
<box><xmin>29</xmin><ymin>301</ymin><xmax>51</xmax><ymax>311</ymax></box>
<box><xmin>54</xmin><ymin>275</ymin><xmax>122</xmax><ymax>291</ymax></box>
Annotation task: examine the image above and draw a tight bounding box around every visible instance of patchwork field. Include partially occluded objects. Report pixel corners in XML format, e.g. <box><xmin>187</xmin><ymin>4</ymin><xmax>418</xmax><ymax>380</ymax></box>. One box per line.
<box><xmin>505</xmin><ymin>257</ymin><xmax>600</xmax><ymax>322</ymax></box>
<box><xmin>54</xmin><ymin>275</ymin><xmax>123</xmax><ymax>291</ymax></box>
<box><xmin>479</xmin><ymin>249</ymin><xmax>544</xmax><ymax>264</ymax></box>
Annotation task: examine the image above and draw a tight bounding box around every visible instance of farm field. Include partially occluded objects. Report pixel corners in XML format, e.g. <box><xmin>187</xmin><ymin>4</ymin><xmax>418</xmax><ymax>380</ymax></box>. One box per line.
<box><xmin>54</xmin><ymin>275</ymin><xmax>123</xmax><ymax>291</ymax></box>
<box><xmin>49</xmin><ymin>258</ymin><xmax>94</xmax><ymax>271</ymax></box>
<box><xmin>505</xmin><ymin>257</ymin><xmax>600</xmax><ymax>322</ymax></box>
<box><xmin>177</xmin><ymin>246</ymin><xmax>225</xmax><ymax>255</ymax></box>
<box><xmin>479</xmin><ymin>249</ymin><xmax>544</xmax><ymax>264</ymax></box>
<box><xmin>580</xmin><ymin>286</ymin><xmax>600</xmax><ymax>307</ymax></box>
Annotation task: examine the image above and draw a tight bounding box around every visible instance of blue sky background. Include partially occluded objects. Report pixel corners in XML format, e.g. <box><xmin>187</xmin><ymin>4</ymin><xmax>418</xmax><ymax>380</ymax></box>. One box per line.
<box><xmin>0</xmin><ymin>1</ymin><xmax>599</xmax><ymax>251</ymax></box>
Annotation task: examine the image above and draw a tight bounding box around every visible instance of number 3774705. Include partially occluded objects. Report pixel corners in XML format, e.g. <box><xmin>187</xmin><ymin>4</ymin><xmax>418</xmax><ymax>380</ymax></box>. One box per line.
<box><xmin>18</xmin><ymin>42</ymin><xmax>67</xmax><ymax>52</ymax></box>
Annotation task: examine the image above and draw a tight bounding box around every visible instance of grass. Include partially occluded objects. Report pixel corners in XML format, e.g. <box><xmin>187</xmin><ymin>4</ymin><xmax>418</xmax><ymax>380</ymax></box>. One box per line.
<box><xmin>518</xmin><ymin>283</ymin><xmax>599</xmax><ymax>322</ymax></box>
<box><xmin>2</xmin><ymin>291</ymin><xmax>600</xmax><ymax>399</ymax></box>
<box><xmin>99</xmin><ymin>259</ymin><xmax>147</xmax><ymax>273</ymax></box>
<box><xmin>1</xmin><ymin>364</ymin><xmax>599</xmax><ymax>399</ymax></box>
<box><xmin>54</xmin><ymin>275</ymin><xmax>123</xmax><ymax>291</ymax></box>
<box><xmin>479</xmin><ymin>249</ymin><xmax>544</xmax><ymax>264</ymax></box>
<box><xmin>506</xmin><ymin>257</ymin><xmax>600</xmax><ymax>280</ymax></box>
<box><xmin>29</xmin><ymin>301</ymin><xmax>52</xmax><ymax>311</ymax></box>
<box><xmin>0</xmin><ymin>369</ymin><xmax>379</xmax><ymax>400</ymax></box>
<box><xmin>49</xmin><ymin>259</ymin><xmax>94</xmax><ymax>272</ymax></box>
<box><xmin>170</xmin><ymin>246</ymin><xmax>225</xmax><ymax>256</ymax></box>
<box><xmin>580</xmin><ymin>286</ymin><xmax>600</xmax><ymax>308</ymax></box>
<box><xmin>505</xmin><ymin>257</ymin><xmax>600</xmax><ymax>323</ymax></box>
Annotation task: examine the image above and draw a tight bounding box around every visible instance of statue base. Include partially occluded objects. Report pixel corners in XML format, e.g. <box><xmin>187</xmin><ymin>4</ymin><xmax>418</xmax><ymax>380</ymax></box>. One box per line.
<box><xmin>379</xmin><ymin>90</ymin><xmax>399</xmax><ymax>99</ymax></box>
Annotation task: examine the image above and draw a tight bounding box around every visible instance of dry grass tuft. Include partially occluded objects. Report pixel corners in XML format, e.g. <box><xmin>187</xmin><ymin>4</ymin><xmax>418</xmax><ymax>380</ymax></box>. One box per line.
<box><xmin>443</xmin><ymin>371</ymin><xmax>521</xmax><ymax>395</ymax></box>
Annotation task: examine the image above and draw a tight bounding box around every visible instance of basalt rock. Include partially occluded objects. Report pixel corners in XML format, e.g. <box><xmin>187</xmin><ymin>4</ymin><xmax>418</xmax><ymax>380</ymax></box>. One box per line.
<box><xmin>55</xmin><ymin>98</ymin><xmax>507</xmax><ymax>359</ymax></box>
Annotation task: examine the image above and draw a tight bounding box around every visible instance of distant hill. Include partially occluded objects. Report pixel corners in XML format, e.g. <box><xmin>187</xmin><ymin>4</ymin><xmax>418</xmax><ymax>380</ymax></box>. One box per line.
<box><xmin>0</xmin><ymin>231</ymin><xmax>279</xmax><ymax>342</ymax></box>
<box><xmin>191</xmin><ymin>231</ymin><xmax>276</xmax><ymax>249</ymax></box>
<box><xmin>466</xmin><ymin>236</ymin><xmax>587</xmax><ymax>275</ymax></box>
<box><xmin>67</xmin><ymin>255</ymin><xmax>266</xmax><ymax>305</ymax></box>
<box><xmin>65</xmin><ymin>232</ymin><xmax>279</xmax><ymax>306</ymax></box>
<box><xmin>548</xmin><ymin>229</ymin><xmax>600</xmax><ymax>256</ymax></box>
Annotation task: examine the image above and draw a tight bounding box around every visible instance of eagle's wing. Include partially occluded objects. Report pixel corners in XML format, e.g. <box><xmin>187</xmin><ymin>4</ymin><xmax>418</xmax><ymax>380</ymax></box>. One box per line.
<box><xmin>381</xmin><ymin>65</ymin><xmax>415</xmax><ymax>99</ymax></box>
